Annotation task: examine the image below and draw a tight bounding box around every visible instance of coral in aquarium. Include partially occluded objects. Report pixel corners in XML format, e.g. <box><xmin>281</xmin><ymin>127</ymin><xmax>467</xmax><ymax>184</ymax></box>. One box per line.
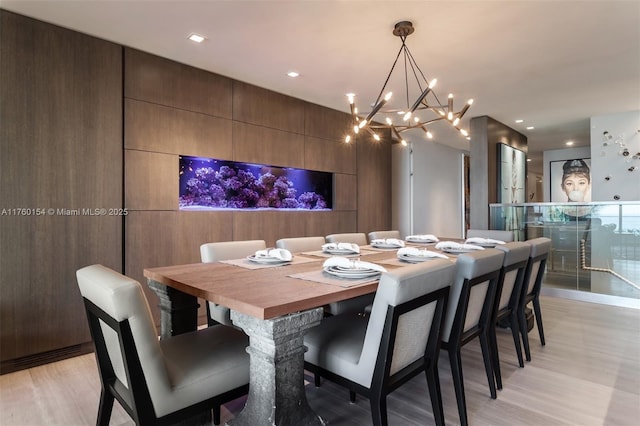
<box><xmin>179</xmin><ymin>158</ymin><xmax>330</xmax><ymax>210</ymax></box>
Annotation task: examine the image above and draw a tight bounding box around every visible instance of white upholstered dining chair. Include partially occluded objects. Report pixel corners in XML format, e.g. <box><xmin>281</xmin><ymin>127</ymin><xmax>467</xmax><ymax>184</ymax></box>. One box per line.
<box><xmin>519</xmin><ymin>237</ymin><xmax>552</xmax><ymax>362</ymax></box>
<box><xmin>367</xmin><ymin>230</ymin><xmax>401</xmax><ymax>242</ymax></box>
<box><xmin>440</xmin><ymin>249</ymin><xmax>505</xmax><ymax>426</ymax></box>
<box><xmin>466</xmin><ymin>229</ymin><xmax>514</xmax><ymax>242</ymax></box>
<box><xmin>304</xmin><ymin>260</ymin><xmax>455</xmax><ymax>426</ymax></box>
<box><xmin>276</xmin><ymin>236</ymin><xmax>325</xmax><ymax>253</ymax></box>
<box><xmin>76</xmin><ymin>264</ymin><xmax>250</xmax><ymax>425</ymax></box>
<box><xmin>325</xmin><ymin>232</ymin><xmax>368</xmax><ymax>246</ymax></box>
<box><xmin>200</xmin><ymin>240</ymin><xmax>267</xmax><ymax>327</ymax></box>
<box><xmin>491</xmin><ymin>241</ymin><xmax>531</xmax><ymax>389</ymax></box>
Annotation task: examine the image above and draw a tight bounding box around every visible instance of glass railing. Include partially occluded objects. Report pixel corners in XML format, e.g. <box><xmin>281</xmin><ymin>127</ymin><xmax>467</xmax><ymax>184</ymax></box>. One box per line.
<box><xmin>489</xmin><ymin>202</ymin><xmax>640</xmax><ymax>301</ymax></box>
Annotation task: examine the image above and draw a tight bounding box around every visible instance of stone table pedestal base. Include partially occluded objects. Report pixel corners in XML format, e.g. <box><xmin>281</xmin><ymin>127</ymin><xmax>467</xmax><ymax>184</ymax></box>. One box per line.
<box><xmin>228</xmin><ymin>308</ymin><xmax>326</xmax><ymax>426</ymax></box>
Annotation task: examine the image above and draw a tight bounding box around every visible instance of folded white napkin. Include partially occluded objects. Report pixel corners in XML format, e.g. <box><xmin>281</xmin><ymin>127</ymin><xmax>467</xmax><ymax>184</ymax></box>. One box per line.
<box><xmin>465</xmin><ymin>237</ymin><xmax>505</xmax><ymax>245</ymax></box>
<box><xmin>435</xmin><ymin>241</ymin><xmax>485</xmax><ymax>251</ymax></box>
<box><xmin>406</xmin><ymin>234</ymin><xmax>439</xmax><ymax>242</ymax></box>
<box><xmin>254</xmin><ymin>248</ymin><xmax>293</xmax><ymax>261</ymax></box>
<box><xmin>323</xmin><ymin>256</ymin><xmax>387</xmax><ymax>273</ymax></box>
<box><xmin>397</xmin><ymin>247</ymin><xmax>448</xmax><ymax>259</ymax></box>
<box><xmin>372</xmin><ymin>238</ymin><xmax>405</xmax><ymax>247</ymax></box>
<box><xmin>322</xmin><ymin>242</ymin><xmax>360</xmax><ymax>253</ymax></box>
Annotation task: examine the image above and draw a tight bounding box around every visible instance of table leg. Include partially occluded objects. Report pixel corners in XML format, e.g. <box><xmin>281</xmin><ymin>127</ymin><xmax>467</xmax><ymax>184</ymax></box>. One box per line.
<box><xmin>228</xmin><ymin>308</ymin><xmax>326</xmax><ymax>426</ymax></box>
<box><xmin>147</xmin><ymin>279</ymin><xmax>199</xmax><ymax>339</ymax></box>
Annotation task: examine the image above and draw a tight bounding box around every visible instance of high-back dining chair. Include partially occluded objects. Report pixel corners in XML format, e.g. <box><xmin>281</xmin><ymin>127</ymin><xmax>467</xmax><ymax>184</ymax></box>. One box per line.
<box><xmin>440</xmin><ymin>249</ymin><xmax>504</xmax><ymax>426</ymax></box>
<box><xmin>325</xmin><ymin>232</ymin><xmax>368</xmax><ymax>246</ymax></box>
<box><xmin>276</xmin><ymin>236</ymin><xmax>325</xmax><ymax>253</ymax></box>
<box><xmin>304</xmin><ymin>260</ymin><xmax>455</xmax><ymax>426</ymax></box>
<box><xmin>367</xmin><ymin>230</ymin><xmax>401</xmax><ymax>242</ymax></box>
<box><xmin>200</xmin><ymin>240</ymin><xmax>267</xmax><ymax>327</ymax></box>
<box><xmin>76</xmin><ymin>265</ymin><xmax>250</xmax><ymax>426</ymax></box>
<box><xmin>323</xmin><ymin>232</ymin><xmax>374</xmax><ymax>315</ymax></box>
<box><xmin>466</xmin><ymin>229</ymin><xmax>514</xmax><ymax>242</ymax></box>
<box><xmin>519</xmin><ymin>237</ymin><xmax>552</xmax><ymax>362</ymax></box>
<box><xmin>491</xmin><ymin>242</ymin><xmax>531</xmax><ymax>389</ymax></box>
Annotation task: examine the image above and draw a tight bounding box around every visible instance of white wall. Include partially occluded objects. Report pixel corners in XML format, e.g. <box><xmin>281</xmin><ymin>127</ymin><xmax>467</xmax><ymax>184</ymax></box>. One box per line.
<box><xmin>392</xmin><ymin>140</ymin><xmax>465</xmax><ymax>238</ymax></box>
<box><xmin>590</xmin><ymin>110</ymin><xmax>640</xmax><ymax>201</ymax></box>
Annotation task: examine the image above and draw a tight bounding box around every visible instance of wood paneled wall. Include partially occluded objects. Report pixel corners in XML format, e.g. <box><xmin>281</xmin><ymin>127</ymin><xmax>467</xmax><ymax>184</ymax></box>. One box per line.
<box><xmin>0</xmin><ymin>11</ymin><xmax>123</xmax><ymax>373</ymax></box>
<box><xmin>0</xmin><ymin>11</ymin><xmax>391</xmax><ymax>372</ymax></box>
<box><xmin>469</xmin><ymin>115</ymin><xmax>527</xmax><ymax>229</ymax></box>
<box><xmin>123</xmin><ymin>48</ymin><xmax>391</xmax><ymax>320</ymax></box>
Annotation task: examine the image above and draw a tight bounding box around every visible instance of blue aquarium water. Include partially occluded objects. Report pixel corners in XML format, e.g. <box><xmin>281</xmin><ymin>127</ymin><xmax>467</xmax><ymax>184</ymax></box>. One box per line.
<box><xmin>179</xmin><ymin>156</ymin><xmax>332</xmax><ymax>210</ymax></box>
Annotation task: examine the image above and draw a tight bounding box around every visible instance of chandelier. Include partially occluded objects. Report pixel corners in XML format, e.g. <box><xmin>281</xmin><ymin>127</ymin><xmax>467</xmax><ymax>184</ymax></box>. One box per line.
<box><xmin>344</xmin><ymin>21</ymin><xmax>473</xmax><ymax>145</ymax></box>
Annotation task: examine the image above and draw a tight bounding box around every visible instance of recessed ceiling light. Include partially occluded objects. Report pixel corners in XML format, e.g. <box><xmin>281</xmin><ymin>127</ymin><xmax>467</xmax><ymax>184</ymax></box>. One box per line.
<box><xmin>526</xmin><ymin>126</ymin><xmax>535</xmax><ymax>130</ymax></box>
<box><xmin>287</xmin><ymin>71</ymin><xmax>299</xmax><ymax>78</ymax></box>
<box><xmin>515</xmin><ymin>119</ymin><xmax>524</xmax><ymax>123</ymax></box>
<box><xmin>188</xmin><ymin>33</ymin><xmax>206</xmax><ymax>43</ymax></box>
<box><xmin>566</xmin><ymin>140</ymin><xmax>574</xmax><ymax>146</ymax></box>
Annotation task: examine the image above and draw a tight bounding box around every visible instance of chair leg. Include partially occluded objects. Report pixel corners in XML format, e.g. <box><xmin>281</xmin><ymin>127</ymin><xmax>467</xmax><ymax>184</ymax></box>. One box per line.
<box><xmin>518</xmin><ymin>306</ymin><xmax>532</xmax><ymax>362</ymax></box>
<box><xmin>533</xmin><ymin>297</ymin><xmax>546</xmax><ymax>346</ymax></box>
<box><xmin>96</xmin><ymin>388</ymin><xmax>114</xmax><ymax>426</ymax></box>
<box><xmin>489</xmin><ymin>323</ymin><xmax>502</xmax><ymax>390</ymax></box>
<box><xmin>448</xmin><ymin>348</ymin><xmax>469</xmax><ymax>426</ymax></box>
<box><xmin>314</xmin><ymin>372</ymin><xmax>321</xmax><ymax>387</ymax></box>
<box><xmin>369</xmin><ymin>393</ymin><xmax>388</xmax><ymax>426</ymax></box>
<box><xmin>510</xmin><ymin>312</ymin><xmax>525</xmax><ymax>368</ymax></box>
<box><xmin>425</xmin><ymin>365</ymin><xmax>445</xmax><ymax>426</ymax></box>
<box><xmin>349</xmin><ymin>390</ymin><xmax>356</xmax><ymax>403</ymax></box>
<box><xmin>213</xmin><ymin>405</ymin><xmax>221</xmax><ymax>425</ymax></box>
<box><xmin>479</xmin><ymin>331</ymin><xmax>497</xmax><ymax>399</ymax></box>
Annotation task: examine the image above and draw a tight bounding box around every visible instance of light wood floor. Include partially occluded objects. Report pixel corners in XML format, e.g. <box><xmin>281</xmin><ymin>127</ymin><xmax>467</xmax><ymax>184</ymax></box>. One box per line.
<box><xmin>1</xmin><ymin>296</ymin><xmax>639</xmax><ymax>425</ymax></box>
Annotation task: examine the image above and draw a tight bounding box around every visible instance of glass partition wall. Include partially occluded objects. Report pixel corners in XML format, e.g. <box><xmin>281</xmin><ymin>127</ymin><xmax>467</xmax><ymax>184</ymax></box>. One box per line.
<box><xmin>490</xmin><ymin>202</ymin><xmax>640</xmax><ymax>303</ymax></box>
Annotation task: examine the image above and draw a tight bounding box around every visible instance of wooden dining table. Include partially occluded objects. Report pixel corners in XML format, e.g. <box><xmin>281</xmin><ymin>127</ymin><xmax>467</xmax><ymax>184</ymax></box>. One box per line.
<box><xmin>143</xmin><ymin>245</ymin><xmax>457</xmax><ymax>426</ymax></box>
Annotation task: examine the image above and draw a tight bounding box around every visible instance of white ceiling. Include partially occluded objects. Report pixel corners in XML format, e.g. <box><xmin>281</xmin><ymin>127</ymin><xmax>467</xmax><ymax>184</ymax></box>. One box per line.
<box><xmin>2</xmin><ymin>0</ymin><xmax>639</xmax><ymax>172</ymax></box>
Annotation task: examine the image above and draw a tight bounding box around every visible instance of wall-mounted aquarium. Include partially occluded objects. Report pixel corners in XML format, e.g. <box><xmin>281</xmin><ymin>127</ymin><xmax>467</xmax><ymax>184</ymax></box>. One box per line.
<box><xmin>179</xmin><ymin>155</ymin><xmax>332</xmax><ymax>210</ymax></box>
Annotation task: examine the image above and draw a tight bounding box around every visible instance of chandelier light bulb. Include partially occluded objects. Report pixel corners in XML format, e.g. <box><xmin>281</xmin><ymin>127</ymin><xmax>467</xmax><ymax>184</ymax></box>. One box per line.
<box><xmin>373</xmin><ymin>133</ymin><xmax>381</xmax><ymax>141</ymax></box>
<box><xmin>403</xmin><ymin>111</ymin><xmax>412</xmax><ymax>121</ymax></box>
<box><xmin>467</xmin><ymin>99</ymin><xmax>474</xmax><ymax>105</ymax></box>
<box><xmin>429</xmin><ymin>78</ymin><xmax>438</xmax><ymax>88</ymax></box>
<box><xmin>401</xmin><ymin>140</ymin><xmax>408</xmax><ymax>146</ymax></box>
<box><xmin>448</xmin><ymin>93</ymin><xmax>453</xmax><ymax>99</ymax></box>
<box><xmin>413</xmin><ymin>117</ymin><xmax>420</xmax><ymax>123</ymax></box>
<box><xmin>358</xmin><ymin>120</ymin><xmax>367</xmax><ymax>129</ymax></box>
<box><xmin>345</xmin><ymin>135</ymin><xmax>351</xmax><ymax>143</ymax></box>
<box><xmin>447</xmin><ymin>111</ymin><xmax>453</xmax><ymax>120</ymax></box>
<box><xmin>453</xmin><ymin>117</ymin><xmax>460</xmax><ymax>126</ymax></box>
<box><xmin>460</xmin><ymin>129</ymin><xmax>469</xmax><ymax>137</ymax></box>
<box><xmin>346</xmin><ymin>93</ymin><xmax>355</xmax><ymax>104</ymax></box>
<box><xmin>426</xmin><ymin>131</ymin><xmax>433</xmax><ymax>139</ymax></box>
<box><xmin>353</xmin><ymin>125</ymin><xmax>360</xmax><ymax>134</ymax></box>
<box><xmin>384</xmin><ymin>92</ymin><xmax>393</xmax><ymax>101</ymax></box>
<box><xmin>385</xmin><ymin>117</ymin><xmax>393</xmax><ymax>125</ymax></box>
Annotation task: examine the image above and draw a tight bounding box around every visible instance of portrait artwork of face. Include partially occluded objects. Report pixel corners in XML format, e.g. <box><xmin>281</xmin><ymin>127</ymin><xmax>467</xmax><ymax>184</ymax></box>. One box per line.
<box><xmin>560</xmin><ymin>159</ymin><xmax>591</xmax><ymax>202</ymax></box>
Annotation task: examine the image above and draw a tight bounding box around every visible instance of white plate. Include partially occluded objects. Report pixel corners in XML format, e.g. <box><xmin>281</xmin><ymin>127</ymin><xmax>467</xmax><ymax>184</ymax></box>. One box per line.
<box><xmin>441</xmin><ymin>248</ymin><xmax>478</xmax><ymax>254</ymax></box>
<box><xmin>247</xmin><ymin>255</ymin><xmax>291</xmax><ymax>264</ymax></box>
<box><xmin>323</xmin><ymin>248</ymin><xmax>359</xmax><ymax>255</ymax></box>
<box><xmin>468</xmin><ymin>242</ymin><xmax>497</xmax><ymax>248</ymax></box>
<box><xmin>372</xmin><ymin>243</ymin><xmax>404</xmax><ymax>249</ymax></box>
<box><xmin>323</xmin><ymin>266</ymin><xmax>380</xmax><ymax>279</ymax></box>
<box><xmin>398</xmin><ymin>254</ymin><xmax>430</xmax><ymax>263</ymax></box>
<box><xmin>405</xmin><ymin>237</ymin><xmax>437</xmax><ymax>244</ymax></box>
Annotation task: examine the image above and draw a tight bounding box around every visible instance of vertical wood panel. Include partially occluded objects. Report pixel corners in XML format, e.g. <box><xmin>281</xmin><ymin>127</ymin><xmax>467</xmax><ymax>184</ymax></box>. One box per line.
<box><xmin>356</xmin><ymin>134</ymin><xmax>392</xmax><ymax>233</ymax></box>
<box><xmin>125</xmin><ymin>150</ymin><xmax>177</xmax><ymax>211</ymax></box>
<box><xmin>305</xmin><ymin>136</ymin><xmax>356</xmax><ymax>174</ymax></box>
<box><xmin>334</xmin><ymin>174</ymin><xmax>357</xmax><ymax>211</ymax></box>
<box><xmin>232</xmin><ymin>122</ymin><xmax>305</xmax><ymax>168</ymax></box>
<box><xmin>233</xmin><ymin>211</ymin><xmax>307</xmax><ymax>247</ymax></box>
<box><xmin>124</xmin><ymin>99</ymin><xmax>233</xmax><ymax>157</ymax></box>
<box><xmin>233</xmin><ymin>81</ymin><xmax>305</xmax><ymax>133</ymax></box>
<box><xmin>125</xmin><ymin>48</ymin><xmax>233</xmax><ymax>118</ymax></box>
<box><xmin>305</xmin><ymin>211</ymin><xmax>358</xmax><ymax>238</ymax></box>
<box><xmin>0</xmin><ymin>11</ymin><xmax>122</xmax><ymax>366</ymax></box>
<box><xmin>304</xmin><ymin>103</ymin><xmax>352</xmax><ymax>141</ymax></box>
